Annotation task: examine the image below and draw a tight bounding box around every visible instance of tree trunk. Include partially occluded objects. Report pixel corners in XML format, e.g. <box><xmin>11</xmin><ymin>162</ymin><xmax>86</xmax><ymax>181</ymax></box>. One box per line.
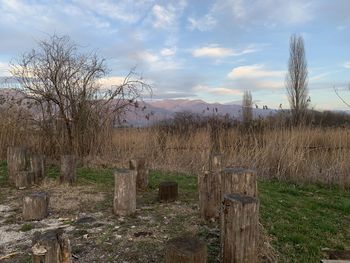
<box><xmin>165</xmin><ymin>236</ymin><xmax>207</xmax><ymax>263</ymax></box>
<box><xmin>30</xmin><ymin>154</ymin><xmax>46</xmax><ymax>184</ymax></box>
<box><xmin>7</xmin><ymin>146</ymin><xmax>30</xmax><ymax>185</ymax></box>
<box><xmin>15</xmin><ymin>171</ymin><xmax>34</xmax><ymax>189</ymax></box>
<box><xmin>60</xmin><ymin>155</ymin><xmax>76</xmax><ymax>185</ymax></box>
<box><xmin>158</xmin><ymin>182</ymin><xmax>178</xmax><ymax>202</ymax></box>
<box><xmin>32</xmin><ymin>229</ymin><xmax>72</xmax><ymax>263</ymax></box>
<box><xmin>198</xmin><ymin>171</ymin><xmax>221</xmax><ymax>220</ymax></box>
<box><xmin>221</xmin><ymin>167</ymin><xmax>257</xmax><ymax>200</ymax></box>
<box><xmin>221</xmin><ymin>194</ymin><xmax>259</xmax><ymax>263</ymax></box>
<box><xmin>113</xmin><ymin>169</ymin><xmax>136</xmax><ymax>216</ymax></box>
<box><xmin>23</xmin><ymin>192</ymin><xmax>49</xmax><ymax>220</ymax></box>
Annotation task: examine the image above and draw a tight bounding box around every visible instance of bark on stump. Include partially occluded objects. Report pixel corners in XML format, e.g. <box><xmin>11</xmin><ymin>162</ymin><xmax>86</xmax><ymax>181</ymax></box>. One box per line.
<box><xmin>30</xmin><ymin>155</ymin><xmax>46</xmax><ymax>184</ymax></box>
<box><xmin>113</xmin><ymin>169</ymin><xmax>137</xmax><ymax>216</ymax></box>
<box><xmin>221</xmin><ymin>194</ymin><xmax>259</xmax><ymax>263</ymax></box>
<box><xmin>165</xmin><ymin>236</ymin><xmax>207</xmax><ymax>263</ymax></box>
<box><xmin>7</xmin><ymin>146</ymin><xmax>30</xmax><ymax>185</ymax></box>
<box><xmin>23</xmin><ymin>192</ymin><xmax>49</xmax><ymax>221</ymax></box>
<box><xmin>15</xmin><ymin>171</ymin><xmax>34</xmax><ymax>189</ymax></box>
<box><xmin>221</xmin><ymin>167</ymin><xmax>257</xmax><ymax>199</ymax></box>
<box><xmin>59</xmin><ymin>155</ymin><xmax>76</xmax><ymax>185</ymax></box>
<box><xmin>32</xmin><ymin>228</ymin><xmax>72</xmax><ymax>263</ymax></box>
<box><xmin>131</xmin><ymin>158</ymin><xmax>149</xmax><ymax>190</ymax></box>
<box><xmin>198</xmin><ymin>171</ymin><xmax>221</xmax><ymax>220</ymax></box>
<box><xmin>158</xmin><ymin>181</ymin><xmax>178</xmax><ymax>202</ymax></box>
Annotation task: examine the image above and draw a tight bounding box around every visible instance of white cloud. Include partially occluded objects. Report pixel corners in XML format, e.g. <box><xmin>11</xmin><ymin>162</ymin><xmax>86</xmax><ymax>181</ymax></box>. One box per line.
<box><xmin>188</xmin><ymin>14</ymin><xmax>217</xmax><ymax>31</ymax></box>
<box><xmin>344</xmin><ymin>62</ymin><xmax>350</xmax><ymax>69</ymax></box>
<box><xmin>152</xmin><ymin>4</ymin><xmax>176</xmax><ymax>29</ymax></box>
<box><xmin>135</xmin><ymin>50</ymin><xmax>182</xmax><ymax>71</ymax></box>
<box><xmin>192</xmin><ymin>44</ymin><xmax>258</xmax><ymax>58</ymax></box>
<box><xmin>228</xmin><ymin>64</ymin><xmax>284</xmax><ymax>79</ymax></box>
<box><xmin>0</xmin><ymin>62</ymin><xmax>9</xmax><ymax>77</ymax></box>
<box><xmin>160</xmin><ymin>48</ymin><xmax>176</xmax><ymax>57</ymax></box>
<box><xmin>194</xmin><ymin>84</ymin><xmax>242</xmax><ymax>95</ymax></box>
<box><xmin>98</xmin><ymin>76</ymin><xmax>126</xmax><ymax>87</ymax></box>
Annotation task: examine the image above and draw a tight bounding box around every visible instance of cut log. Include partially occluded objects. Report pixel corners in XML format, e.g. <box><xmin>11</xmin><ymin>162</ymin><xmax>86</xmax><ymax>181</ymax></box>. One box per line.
<box><xmin>113</xmin><ymin>169</ymin><xmax>137</xmax><ymax>216</ymax></box>
<box><xmin>198</xmin><ymin>171</ymin><xmax>221</xmax><ymax>220</ymax></box>
<box><xmin>158</xmin><ymin>181</ymin><xmax>178</xmax><ymax>202</ymax></box>
<box><xmin>221</xmin><ymin>194</ymin><xmax>259</xmax><ymax>263</ymax></box>
<box><xmin>15</xmin><ymin>171</ymin><xmax>34</xmax><ymax>189</ymax></box>
<box><xmin>60</xmin><ymin>155</ymin><xmax>76</xmax><ymax>185</ymax></box>
<box><xmin>23</xmin><ymin>192</ymin><xmax>49</xmax><ymax>220</ymax></box>
<box><xmin>30</xmin><ymin>154</ymin><xmax>46</xmax><ymax>184</ymax></box>
<box><xmin>221</xmin><ymin>167</ymin><xmax>257</xmax><ymax>199</ymax></box>
<box><xmin>32</xmin><ymin>228</ymin><xmax>72</xmax><ymax>263</ymax></box>
<box><xmin>165</xmin><ymin>236</ymin><xmax>207</xmax><ymax>263</ymax></box>
<box><xmin>129</xmin><ymin>159</ymin><xmax>137</xmax><ymax>170</ymax></box>
<box><xmin>7</xmin><ymin>146</ymin><xmax>30</xmax><ymax>185</ymax></box>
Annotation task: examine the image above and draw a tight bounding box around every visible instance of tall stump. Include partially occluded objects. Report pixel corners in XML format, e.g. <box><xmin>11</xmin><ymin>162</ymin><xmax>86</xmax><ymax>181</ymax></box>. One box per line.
<box><xmin>129</xmin><ymin>158</ymin><xmax>149</xmax><ymax>190</ymax></box>
<box><xmin>16</xmin><ymin>171</ymin><xmax>34</xmax><ymax>189</ymax></box>
<box><xmin>23</xmin><ymin>192</ymin><xmax>49</xmax><ymax>221</ymax></box>
<box><xmin>159</xmin><ymin>181</ymin><xmax>178</xmax><ymax>202</ymax></box>
<box><xmin>60</xmin><ymin>155</ymin><xmax>76</xmax><ymax>185</ymax></box>
<box><xmin>7</xmin><ymin>146</ymin><xmax>30</xmax><ymax>185</ymax></box>
<box><xmin>32</xmin><ymin>228</ymin><xmax>72</xmax><ymax>263</ymax></box>
<box><xmin>165</xmin><ymin>236</ymin><xmax>207</xmax><ymax>263</ymax></box>
<box><xmin>198</xmin><ymin>171</ymin><xmax>221</xmax><ymax>220</ymax></box>
<box><xmin>113</xmin><ymin>169</ymin><xmax>136</xmax><ymax>216</ymax></box>
<box><xmin>30</xmin><ymin>154</ymin><xmax>46</xmax><ymax>184</ymax></box>
<box><xmin>221</xmin><ymin>194</ymin><xmax>259</xmax><ymax>263</ymax></box>
<box><xmin>221</xmin><ymin>167</ymin><xmax>257</xmax><ymax>199</ymax></box>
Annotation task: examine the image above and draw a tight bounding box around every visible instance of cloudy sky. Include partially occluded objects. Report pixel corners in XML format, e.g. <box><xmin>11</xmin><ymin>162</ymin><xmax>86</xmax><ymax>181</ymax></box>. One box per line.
<box><xmin>0</xmin><ymin>0</ymin><xmax>349</xmax><ymax>110</ymax></box>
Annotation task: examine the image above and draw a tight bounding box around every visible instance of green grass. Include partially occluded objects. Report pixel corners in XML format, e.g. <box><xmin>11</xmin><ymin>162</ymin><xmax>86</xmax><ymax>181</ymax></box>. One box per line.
<box><xmin>1</xmin><ymin>161</ymin><xmax>349</xmax><ymax>262</ymax></box>
<box><xmin>20</xmin><ymin>223</ymin><xmax>34</xmax><ymax>232</ymax></box>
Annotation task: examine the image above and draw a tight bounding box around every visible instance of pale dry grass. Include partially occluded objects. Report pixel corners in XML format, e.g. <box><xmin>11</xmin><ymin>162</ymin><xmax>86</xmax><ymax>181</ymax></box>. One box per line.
<box><xmin>111</xmin><ymin>127</ymin><xmax>350</xmax><ymax>187</ymax></box>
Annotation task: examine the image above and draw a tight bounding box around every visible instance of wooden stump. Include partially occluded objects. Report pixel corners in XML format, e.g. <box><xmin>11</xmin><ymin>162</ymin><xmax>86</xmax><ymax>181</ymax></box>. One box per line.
<box><xmin>165</xmin><ymin>236</ymin><xmax>207</xmax><ymax>263</ymax></box>
<box><xmin>113</xmin><ymin>169</ymin><xmax>136</xmax><ymax>216</ymax></box>
<box><xmin>15</xmin><ymin>171</ymin><xmax>34</xmax><ymax>189</ymax></box>
<box><xmin>198</xmin><ymin>171</ymin><xmax>221</xmax><ymax>220</ymax></box>
<box><xmin>7</xmin><ymin>146</ymin><xmax>30</xmax><ymax>185</ymax></box>
<box><xmin>136</xmin><ymin>158</ymin><xmax>149</xmax><ymax>190</ymax></box>
<box><xmin>221</xmin><ymin>194</ymin><xmax>259</xmax><ymax>263</ymax></box>
<box><xmin>30</xmin><ymin>154</ymin><xmax>45</xmax><ymax>184</ymax></box>
<box><xmin>221</xmin><ymin>167</ymin><xmax>257</xmax><ymax>199</ymax></box>
<box><xmin>23</xmin><ymin>192</ymin><xmax>49</xmax><ymax>220</ymax></box>
<box><xmin>159</xmin><ymin>181</ymin><xmax>178</xmax><ymax>202</ymax></box>
<box><xmin>32</xmin><ymin>228</ymin><xmax>72</xmax><ymax>263</ymax></box>
<box><xmin>60</xmin><ymin>155</ymin><xmax>76</xmax><ymax>185</ymax></box>
<box><xmin>129</xmin><ymin>159</ymin><xmax>137</xmax><ymax>170</ymax></box>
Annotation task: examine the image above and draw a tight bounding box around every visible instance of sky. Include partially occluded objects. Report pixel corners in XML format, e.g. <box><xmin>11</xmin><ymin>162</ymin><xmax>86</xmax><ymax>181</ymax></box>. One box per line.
<box><xmin>0</xmin><ymin>0</ymin><xmax>349</xmax><ymax>110</ymax></box>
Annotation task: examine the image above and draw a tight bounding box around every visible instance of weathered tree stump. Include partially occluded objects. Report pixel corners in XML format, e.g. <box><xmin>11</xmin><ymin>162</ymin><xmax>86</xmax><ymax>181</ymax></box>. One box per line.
<box><xmin>32</xmin><ymin>228</ymin><xmax>72</xmax><ymax>263</ymax></box>
<box><xmin>59</xmin><ymin>155</ymin><xmax>76</xmax><ymax>185</ymax></box>
<box><xmin>221</xmin><ymin>167</ymin><xmax>257</xmax><ymax>199</ymax></box>
<box><xmin>30</xmin><ymin>154</ymin><xmax>46</xmax><ymax>184</ymax></box>
<box><xmin>198</xmin><ymin>171</ymin><xmax>221</xmax><ymax>220</ymax></box>
<box><xmin>129</xmin><ymin>158</ymin><xmax>149</xmax><ymax>190</ymax></box>
<box><xmin>113</xmin><ymin>169</ymin><xmax>137</xmax><ymax>216</ymax></box>
<box><xmin>165</xmin><ymin>236</ymin><xmax>207</xmax><ymax>263</ymax></box>
<box><xmin>158</xmin><ymin>181</ymin><xmax>178</xmax><ymax>202</ymax></box>
<box><xmin>7</xmin><ymin>146</ymin><xmax>30</xmax><ymax>185</ymax></box>
<box><xmin>15</xmin><ymin>171</ymin><xmax>34</xmax><ymax>189</ymax></box>
<box><xmin>23</xmin><ymin>192</ymin><xmax>49</xmax><ymax>221</ymax></box>
<box><xmin>221</xmin><ymin>194</ymin><xmax>259</xmax><ymax>263</ymax></box>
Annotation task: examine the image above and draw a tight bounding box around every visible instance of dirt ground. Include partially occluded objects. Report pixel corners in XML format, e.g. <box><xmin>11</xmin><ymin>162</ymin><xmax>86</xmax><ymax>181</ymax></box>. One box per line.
<box><xmin>0</xmin><ymin>178</ymin><xmax>276</xmax><ymax>263</ymax></box>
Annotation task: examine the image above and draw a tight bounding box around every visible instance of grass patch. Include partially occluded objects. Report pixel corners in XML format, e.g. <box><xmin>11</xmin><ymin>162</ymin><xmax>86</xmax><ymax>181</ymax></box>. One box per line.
<box><xmin>259</xmin><ymin>179</ymin><xmax>350</xmax><ymax>262</ymax></box>
<box><xmin>20</xmin><ymin>223</ymin><xmax>34</xmax><ymax>232</ymax></box>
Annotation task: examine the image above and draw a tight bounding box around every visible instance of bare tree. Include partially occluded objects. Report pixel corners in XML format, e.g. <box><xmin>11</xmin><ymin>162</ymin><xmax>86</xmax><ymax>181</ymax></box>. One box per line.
<box><xmin>242</xmin><ymin>90</ymin><xmax>253</xmax><ymax>126</ymax></box>
<box><xmin>285</xmin><ymin>34</ymin><xmax>309</xmax><ymax>125</ymax></box>
<box><xmin>9</xmin><ymin>35</ymin><xmax>150</xmax><ymax>155</ymax></box>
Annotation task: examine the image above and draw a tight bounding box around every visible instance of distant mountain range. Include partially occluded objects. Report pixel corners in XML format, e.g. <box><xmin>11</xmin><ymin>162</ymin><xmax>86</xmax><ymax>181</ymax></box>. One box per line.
<box><xmin>0</xmin><ymin>88</ymin><xmax>274</xmax><ymax>126</ymax></box>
